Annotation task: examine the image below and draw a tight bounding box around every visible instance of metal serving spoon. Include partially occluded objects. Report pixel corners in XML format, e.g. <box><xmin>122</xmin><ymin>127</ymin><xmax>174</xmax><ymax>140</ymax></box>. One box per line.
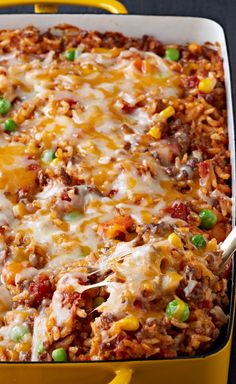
<box><xmin>220</xmin><ymin>226</ymin><xmax>236</xmax><ymax>267</ymax></box>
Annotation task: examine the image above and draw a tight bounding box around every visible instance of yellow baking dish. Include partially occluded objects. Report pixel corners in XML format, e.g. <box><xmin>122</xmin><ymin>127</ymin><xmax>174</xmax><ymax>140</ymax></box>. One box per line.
<box><xmin>0</xmin><ymin>1</ymin><xmax>234</xmax><ymax>383</ymax></box>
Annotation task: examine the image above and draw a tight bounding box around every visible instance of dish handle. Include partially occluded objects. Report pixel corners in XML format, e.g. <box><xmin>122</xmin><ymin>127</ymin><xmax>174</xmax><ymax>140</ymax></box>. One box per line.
<box><xmin>108</xmin><ymin>369</ymin><xmax>133</xmax><ymax>384</ymax></box>
<box><xmin>0</xmin><ymin>0</ymin><xmax>128</xmax><ymax>14</ymax></box>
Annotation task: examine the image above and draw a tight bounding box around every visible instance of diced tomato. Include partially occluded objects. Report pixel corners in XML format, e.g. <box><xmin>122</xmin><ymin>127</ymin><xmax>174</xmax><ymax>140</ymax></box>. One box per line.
<box><xmin>29</xmin><ymin>274</ymin><xmax>53</xmax><ymax>306</ymax></box>
<box><xmin>98</xmin><ymin>215</ymin><xmax>134</xmax><ymax>239</ymax></box>
<box><xmin>28</xmin><ymin>163</ymin><xmax>40</xmax><ymax>171</ymax></box>
<box><xmin>61</xmin><ymin>191</ymin><xmax>71</xmax><ymax>201</ymax></box>
<box><xmin>27</xmin><ymin>155</ymin><xmax>36</xmax><ymax>160</ymax></box>
<box><xmin>167</xmin><ymin>202</ymin><xmax>189</xmax><ymax>221</ymax></box>
<box><xmin>198</xmin><ymin>161</ymin><xmax>209</xmax><ymax>178</ymax></box>
<box><xmin>65</xmin><ymin>99</ymin><xmax>78</xmax><ymax>107</ymax></box>
<box><xmin>122</xmin><ymin>103</ymin><xmax>137</xmax><ymax>114</ymax></box>
<box><xmin>133</xmin><ymin>58</ymin><xmax>144</xmax><ymax>72</ymax></box>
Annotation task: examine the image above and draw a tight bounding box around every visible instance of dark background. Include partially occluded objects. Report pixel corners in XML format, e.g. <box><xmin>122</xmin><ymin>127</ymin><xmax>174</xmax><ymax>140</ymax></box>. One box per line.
<box><xmin>0</xmin><ymin>1</ymin><xmax>235</xmax><ymax>383</ymax></box>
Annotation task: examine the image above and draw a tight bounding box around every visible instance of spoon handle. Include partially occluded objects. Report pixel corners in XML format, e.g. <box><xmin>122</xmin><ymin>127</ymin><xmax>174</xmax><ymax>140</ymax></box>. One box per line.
<box><xmin>220</xmin><ymin>226</ymin><xmax>236</xmax><ymax>264</ymax></box>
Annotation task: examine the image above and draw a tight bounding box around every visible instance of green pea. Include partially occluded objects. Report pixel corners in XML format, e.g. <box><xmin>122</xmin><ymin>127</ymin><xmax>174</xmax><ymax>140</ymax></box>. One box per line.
<box><xmin>199</xmin><ymin>209</ymin><xmax>217</xmax><ymax>229</ymax></box>
<box><xmin>52</xmin><ymin>347</ymin><xmax>67</xmax><ymax>362</ymax></box>
<box><xmin>63</xmin><ymin>211</ymin><xmax>83</xmax><ymax>221</ymax></box>
<box><xmin>0</xmin><ymin>99</ymin><xmax>12</xmax><ymax>115</ymax></box>
<box><xmin>165</xmin><ymin>47</ymin><xmax>180</xmax><ymax>62</ymax></box>
<box><xmin>41</xmin><ymin>149</ymin><xmax>56</xmax><ymax>164</ymax></box>
<box><xmin>166</xmin><ymin>298</ymin><xmax>190</xmax><ymax>322</ymax></box>
<box><xmin>11</xmin><ymin>325</ymin><xmax>29</xmax><ymax>342</ymax></box>
<box><xmin>4</xmin><ymin>118</ymin><xmax>17</xmax><ymax>132</ymax></box>
<box><xmin>64</xmin><ymin>49</ymin><xmax>76</xmax><ymax>61</ymax></box>
<box><xmin>191</xmin><ymin>234</ymin><xmax>207</xmax><ymax>249</ymax></box>
<box><xmin>38</xmin><ymin>341</ymin><xmax>44</xmax><ymax>353</ymax></box>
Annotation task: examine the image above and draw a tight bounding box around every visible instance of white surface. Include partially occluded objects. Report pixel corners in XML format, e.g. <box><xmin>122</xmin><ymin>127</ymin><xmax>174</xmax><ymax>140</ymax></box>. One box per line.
<box><xmin>0</xmin><ymin>14</ymin><xmax>234</xmax><ymax>222</ymax></box>
<box><xmin>0</xmin><ymin>15</ymin><xmax>228</xmax><ymax>42</ymax></box>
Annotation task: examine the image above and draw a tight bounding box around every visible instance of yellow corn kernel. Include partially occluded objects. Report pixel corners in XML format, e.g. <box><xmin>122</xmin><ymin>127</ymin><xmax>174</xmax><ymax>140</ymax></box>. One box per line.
<box><xmin>113</xmin><ymin>315</ymin><xmax>139</xmax><ymax>333</ymax></box>
<box><xmin>148</xmin><ymin>125</ymin><xmax>161</xmax><ymax>139</ymax></box>
<box><xmin>168</xmin><ymin>233</ymin><xmax>183</xmax><ymax>249</ymax></box>
<box><xmin>159</xmin><ymin>106</ymin><xmax>175</xmax><ymax>120</ymax></box>
<box><xmin>52</xmin><ymin>158</ymin><xmax>59</xmax><ymax>165</ymax></box>
<box><xmin>198</xmin><ymin>77</ymin><xmax>216</xmax><ymax>93</ymax></box>
<box><xmin>188</xmin><ymin>42</ymin><xmax>201</xmax><ymax>54</ymax></box>
<box><xmin>162</xmin><ymin>271</ymin><xmax>183</xmax><ymax>292</ymax></box>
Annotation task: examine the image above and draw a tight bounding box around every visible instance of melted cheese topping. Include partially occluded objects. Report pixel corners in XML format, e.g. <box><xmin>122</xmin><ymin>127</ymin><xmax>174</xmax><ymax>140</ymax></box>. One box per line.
<box><xmin>0</xmin><ymin>41</ymin><xmax>229</xmax><ymax>361</ymax></box>
<box><xmin>0</xmin><ymin>48</ymin><xmax>183</xmax><ymax>265</ymax></box>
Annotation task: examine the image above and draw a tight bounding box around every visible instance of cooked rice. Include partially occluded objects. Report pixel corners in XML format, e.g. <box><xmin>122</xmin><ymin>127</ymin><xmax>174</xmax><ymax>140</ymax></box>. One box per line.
<box><xmin>0</xmin><ymin>25</ymin><xmax>231</xmax><ymax>362</ymax></box>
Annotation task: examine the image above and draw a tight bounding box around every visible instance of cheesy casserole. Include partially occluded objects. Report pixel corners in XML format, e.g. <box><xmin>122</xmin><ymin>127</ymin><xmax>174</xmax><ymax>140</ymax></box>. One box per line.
<box><xmin>0</xmin><ymin>25</ymin><xmax>231</xmax><ymax>362</ymax></box>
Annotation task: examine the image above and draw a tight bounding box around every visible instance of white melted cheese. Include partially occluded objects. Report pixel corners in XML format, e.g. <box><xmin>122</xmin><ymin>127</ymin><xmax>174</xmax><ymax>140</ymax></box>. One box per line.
<box><xmin>15</xmin><ymin>268</ymin><xmax>38</xmax><ymax>284</ymax></box>
<box><xmin>112</xmin><ymin>170</ymin><xmax>164</xmax><ymax>198</ymax></box>
<box><xmin>50</xmin><ymin>271</ymin><xmax>94</xmax><ymax>327</ymax></box>
<box><xmin>51</xmin><ymin>291</ymin><xmax>72</xmax><ymax>328</ymax></box>
<box><xmin>96</xmin><ymin>242</ymin><xmax>159</xmax><ymax>315</ymax></box>
<box><xmin>31</xmin><ymin>314</ymin><xmax>47</xmax><ymax>361</ymax></box>
<box><xmin>0</xmin><ymin>192</ymin><xmax>16</xmax><ymax>227</ymax></box>
<box><xmin>21</xmin><ymin>214</ymin><xmax>62</xmax><ymax>247</ymax></box>
<box><xmin>0</xmin><ymin>46</ymin><xmax>185</xmax><ymax>348</ymax></box>
<box><xmin>95</xmin><ymin>236</ymin><xmax>182</xmax><ymax>317</ymax></box>
<box><xmin>36</xmin><ymin>181</ymin><xmax>65</xmax><ymax>200</ymax></box>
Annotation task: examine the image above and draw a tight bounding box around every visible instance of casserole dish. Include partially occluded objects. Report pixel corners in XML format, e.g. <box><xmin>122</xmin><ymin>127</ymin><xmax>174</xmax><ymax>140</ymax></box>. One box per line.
<box><xmin>0</xmin><ymin>1</ymin><xmax>235</xmax><ymax>383</ymax></box>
